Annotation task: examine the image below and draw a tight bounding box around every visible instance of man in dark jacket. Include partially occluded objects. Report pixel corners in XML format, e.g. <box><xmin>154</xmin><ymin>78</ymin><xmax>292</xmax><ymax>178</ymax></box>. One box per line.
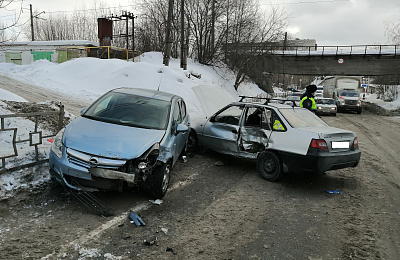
<box><xmin>300</xmin><ymin>84</ymin><xmax>318</xmax><ymax>112</ymax></box>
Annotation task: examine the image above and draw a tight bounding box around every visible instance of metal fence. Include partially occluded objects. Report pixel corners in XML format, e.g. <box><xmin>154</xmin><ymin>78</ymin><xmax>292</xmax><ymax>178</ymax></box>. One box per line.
<box><xmin>0</xmin><ymin>104</ymin><xmax>64</xmax><ymax>173</ymax></box>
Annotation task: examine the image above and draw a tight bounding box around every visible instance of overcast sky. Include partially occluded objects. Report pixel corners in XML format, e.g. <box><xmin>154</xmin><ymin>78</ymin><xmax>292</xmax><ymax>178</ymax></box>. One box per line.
<box><xmin>261</xmin><ymin>0</ymin><xmax>400</xmax><ymax>45</ymax></box>
<box><xmin>2</xmin><ymin>0</ymin><xmax>400</xmax><ymax>46</ymax></box>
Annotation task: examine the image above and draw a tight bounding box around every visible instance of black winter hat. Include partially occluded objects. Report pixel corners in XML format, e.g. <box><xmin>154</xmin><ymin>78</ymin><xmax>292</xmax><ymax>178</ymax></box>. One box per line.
<box><xmin>306</xmin><ymin>84</ymin><xmax>318</xmax><ymax>93</ymax></box>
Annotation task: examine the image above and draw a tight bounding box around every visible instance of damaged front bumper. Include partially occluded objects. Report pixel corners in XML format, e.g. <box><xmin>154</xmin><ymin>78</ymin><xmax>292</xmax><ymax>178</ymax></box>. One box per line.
<box><xmin>49</xmin><ymin>148</ymin><xmax>139</xmax><ymax>191</ymax></box>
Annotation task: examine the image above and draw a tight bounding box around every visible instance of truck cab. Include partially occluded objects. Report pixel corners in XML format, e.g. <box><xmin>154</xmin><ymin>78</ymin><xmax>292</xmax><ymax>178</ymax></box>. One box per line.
<box><xmin>322</xmin><ymin>76</ymin><xmax>363</xmax><ymax>114</ymax></box>
<box><xmin>335</xmin><ymin>89</ymin><xmax>362</xmax><ymax>114</ymax></box>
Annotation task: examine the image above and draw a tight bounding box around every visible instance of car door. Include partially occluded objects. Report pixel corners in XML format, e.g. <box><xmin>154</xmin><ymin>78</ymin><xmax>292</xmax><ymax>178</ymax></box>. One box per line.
<box><xmin>201</xmin><ymin>104</ymin><xmax>244</xmax><ymax>156</ymax></box>
<box><xmin>170</xmin><ymin>99</ymin><xmax>188</xmax><ymax>164</ymax></box>
<box><xmin>238</xmin><ymin>106</ymin><xmax>272</xmax><ymax>157</ymax></box>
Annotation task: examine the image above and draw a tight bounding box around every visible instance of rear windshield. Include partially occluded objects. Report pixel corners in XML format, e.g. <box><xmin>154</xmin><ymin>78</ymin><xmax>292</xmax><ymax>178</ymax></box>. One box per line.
<box><xmin>83</xmin><ymin>92</ymin><xmax>171</xmax><ymax>130</ymax></box>
<box><xmin>279</xmin><ymin>108</ymin><xmax>329</xmax><ymax>128</ymax></box>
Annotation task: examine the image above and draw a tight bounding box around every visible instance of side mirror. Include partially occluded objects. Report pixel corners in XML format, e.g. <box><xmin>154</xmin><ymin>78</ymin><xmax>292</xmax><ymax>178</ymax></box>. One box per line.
<box><xmin>80</xmin><ymin>108</ymin><xmax>87</xmax><ymax>115</ymax></box>
<box><xmin>175</xmin><ymin>124</ymin><xmax>189</xmax><ymax>135</ymax></box>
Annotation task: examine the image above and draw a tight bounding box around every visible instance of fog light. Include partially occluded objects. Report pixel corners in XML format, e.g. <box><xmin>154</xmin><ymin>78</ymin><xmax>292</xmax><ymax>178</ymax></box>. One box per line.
<box><xmin>138</xmin><ymin>162</ymin><xmax>147</xmax><ymax>169</ymax></box>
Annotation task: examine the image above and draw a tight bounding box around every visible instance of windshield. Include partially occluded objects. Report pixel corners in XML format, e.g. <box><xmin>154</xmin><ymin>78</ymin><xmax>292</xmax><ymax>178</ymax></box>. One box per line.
<box><xmin>316</xmin><ymin>99</ymin><xmax>335</xmax><ymax>105</ymax></box>
<box><xmin>83</xmin><ymin>91</ymin><xmax>171</xmax><ymax>130</ymax></box>
<box><xmin>339</xmin><ymin>90</ymin><xmax>360</xmax><ymax>97</ymax></box>
<box><xmin>279</xmin><ymin>108</ymin><xmax>329</xmax><ymax>128</ymax></box>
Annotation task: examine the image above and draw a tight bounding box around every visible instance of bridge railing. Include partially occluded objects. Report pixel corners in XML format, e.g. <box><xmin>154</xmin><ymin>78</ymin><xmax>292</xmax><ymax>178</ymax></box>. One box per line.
<box><xmin>283</xmin><ymin>45</ymin><xmax>400</xmax><ymax>57</ymax></box>
<box><xmin>226</xmin><ymin>43</ymin><xmax>400</xmax><ymax>57</ymax></box>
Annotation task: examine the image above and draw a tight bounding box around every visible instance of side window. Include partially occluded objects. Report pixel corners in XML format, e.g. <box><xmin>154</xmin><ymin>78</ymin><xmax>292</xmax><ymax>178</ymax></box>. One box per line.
<box><xmin>179</xmin><ymin>100</ymin><xmax>187</xmax><ymax>119</ymax></box>
<box><xmin>261</xmin><ymin>109</ymin><xmax>271</xmax><ymax>130</ymax></box>
<box><xmin>245</xmin><ymin>107</ymin><xmax>271</xmax><ymax>130</ymax></box>
<box><xmin>172</xmin><ymin>102</ymin><xmax>182</xmax><ymax>126</ymax></box>
<box><xmin>213</xmin><ymin>105</ymin><xmax>243</xmax><ymax>125</ymax></box>
<box><xmin>245</xmin><ymin>107</ymin><xmax>262</xmax><ymax>127</ymax></box>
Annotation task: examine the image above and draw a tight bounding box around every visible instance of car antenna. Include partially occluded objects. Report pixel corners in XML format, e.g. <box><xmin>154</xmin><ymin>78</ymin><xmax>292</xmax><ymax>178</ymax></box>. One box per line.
<box><xmin>157</xmin><ymin>75</ymin><xmax>162</xmax><ymax>91</ymax></box>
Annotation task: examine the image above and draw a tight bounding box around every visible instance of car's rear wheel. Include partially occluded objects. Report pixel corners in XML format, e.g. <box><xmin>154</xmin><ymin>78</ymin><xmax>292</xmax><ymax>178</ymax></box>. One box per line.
<box><xmin>145</xmin><ymin>162</ymin><xmax>171</xmax><ymax>199</ymax></box>
<box><xmin>257</xmin><ymin>151</ymin><xmax>284</xmax><ymax>181</ymax></box>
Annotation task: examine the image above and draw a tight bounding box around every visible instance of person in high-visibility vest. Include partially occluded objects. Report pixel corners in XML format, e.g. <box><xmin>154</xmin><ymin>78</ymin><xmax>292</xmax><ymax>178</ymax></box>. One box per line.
<box><xmin>300</xmin><ymin>84</ymin><xmax>317</xmax><ymax>112</ymax></box>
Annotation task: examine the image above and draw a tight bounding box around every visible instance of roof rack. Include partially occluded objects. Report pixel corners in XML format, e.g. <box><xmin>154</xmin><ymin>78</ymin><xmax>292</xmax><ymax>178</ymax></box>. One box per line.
<box><xmin>239</xmin><ymin>95</ymin><xmax>299</xmax><ymax>107</ymax></box>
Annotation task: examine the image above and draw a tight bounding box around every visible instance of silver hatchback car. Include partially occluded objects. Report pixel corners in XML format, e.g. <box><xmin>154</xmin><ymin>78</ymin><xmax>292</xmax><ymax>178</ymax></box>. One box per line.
<box><xmin>191</xmin><ymin>96</ymin><xmax>360</xmax><ymax>181</ymax></box>
<box><xmin>49</xmin><ymin>88</ymin><xmax>190</xmax><ymax>198</ymax></box>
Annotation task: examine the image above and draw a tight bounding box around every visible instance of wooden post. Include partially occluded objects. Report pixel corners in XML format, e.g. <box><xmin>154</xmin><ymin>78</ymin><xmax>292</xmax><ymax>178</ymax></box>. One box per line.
<box><xmin>58</xmin><ymin>104</ymin><xmax>65</xmax><ymax>131</ymax></box>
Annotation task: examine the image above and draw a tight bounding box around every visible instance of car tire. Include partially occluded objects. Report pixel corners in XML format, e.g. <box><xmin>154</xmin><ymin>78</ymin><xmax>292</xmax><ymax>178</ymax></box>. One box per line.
<box><xmin>145</xmin><ymin>162</ymin><xmax>171</xmax><ymax>199</ymax></box>
<box><xmin>257</xmin><ymin>151</ymin><xmax>284</xmax><ymax>182</ymax></box>
<box><xmin>186</xmin><ymin>131</ymin><xmax>198</xmax><ymax>157</ymax></box>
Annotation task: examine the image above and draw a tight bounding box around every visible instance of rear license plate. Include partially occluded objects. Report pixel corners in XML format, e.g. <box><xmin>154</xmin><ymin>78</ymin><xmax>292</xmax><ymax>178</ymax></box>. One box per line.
<box><xmin>332</xmin><ymin>141</ymin><xmax>350</xmax><ymax>149</ymax></box>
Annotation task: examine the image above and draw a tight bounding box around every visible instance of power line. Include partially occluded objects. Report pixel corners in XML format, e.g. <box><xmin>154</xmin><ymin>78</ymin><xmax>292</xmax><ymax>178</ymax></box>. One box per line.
<box><xmin>34</xmin><ymin>4</ymin><xmax>145</xmax><ymax>15</ymax></box>
<box><xmin>260</xmin><ymin>0</ymin><xmax>350</xmax><ymax>6</ymax></box>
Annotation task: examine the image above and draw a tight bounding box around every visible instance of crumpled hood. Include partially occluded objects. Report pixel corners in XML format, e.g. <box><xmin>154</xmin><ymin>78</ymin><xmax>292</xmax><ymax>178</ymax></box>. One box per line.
<box><xmin>63</xmin><ymin>117</ymin><xmax>166</xmax><ymax>159</ymax></box>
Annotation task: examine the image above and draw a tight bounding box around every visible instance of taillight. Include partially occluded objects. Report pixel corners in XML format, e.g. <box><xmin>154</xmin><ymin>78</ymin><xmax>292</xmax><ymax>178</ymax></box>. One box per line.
<box><xmin>353</xmin><ymin>137</ymin><xmax>359</xmax><ymax>149</ymax></box>
<box><xmin>310</xmin><ymin>139</ymin><xmax>329</xmax><ymax>152</ymax></box>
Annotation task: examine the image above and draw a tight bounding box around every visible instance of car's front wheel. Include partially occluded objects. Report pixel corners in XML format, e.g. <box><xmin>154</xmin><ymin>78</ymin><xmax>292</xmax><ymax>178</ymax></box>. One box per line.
<box><xmin>145</xmin><ymin>162</ymin><xmax>171</xmax><ymax>199</ymax></box>
<box><xmin>186</xmin><ymin>131</ymin><xmax>198</xmax><ymax>157</ymax></box>
<box><xmin>257</xmin><ymin>151</ymin><xmax>284</xmax><ymax>182</ymax></box>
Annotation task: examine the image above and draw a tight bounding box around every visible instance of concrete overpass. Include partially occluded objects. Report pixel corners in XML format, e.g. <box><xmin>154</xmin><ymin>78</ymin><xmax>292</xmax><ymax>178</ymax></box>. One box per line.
<box><xmin>227</xmin><ymin>44</ymin><xmax>400</xmax><ymax>76</ymax></box>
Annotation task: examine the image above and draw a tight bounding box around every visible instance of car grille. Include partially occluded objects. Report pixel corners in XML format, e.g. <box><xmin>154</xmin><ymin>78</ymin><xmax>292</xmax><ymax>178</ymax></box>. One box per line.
<box><xmin>345</xmin><ymin>100</ymin><xmax>358</xmax><ymax>106</ymax></box>
<box><xmin>67</xmin><ymin>148</ymin><xmax>126</xmax><ymax>170</ymax></box>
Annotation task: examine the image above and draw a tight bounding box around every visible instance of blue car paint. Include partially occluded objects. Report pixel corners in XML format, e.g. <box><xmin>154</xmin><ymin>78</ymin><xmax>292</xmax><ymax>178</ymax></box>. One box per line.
<box><xmin>63</xmin><ymin>117</ymin><xmax>166</xmax><ymax>160</ymax></box>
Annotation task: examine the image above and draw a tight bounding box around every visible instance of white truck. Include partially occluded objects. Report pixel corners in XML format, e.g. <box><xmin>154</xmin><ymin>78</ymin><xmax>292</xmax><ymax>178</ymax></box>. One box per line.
<box><xmin>322</xmin><ymin>76</ymin><xmax>362</xmax><ymax>114</ymax></box>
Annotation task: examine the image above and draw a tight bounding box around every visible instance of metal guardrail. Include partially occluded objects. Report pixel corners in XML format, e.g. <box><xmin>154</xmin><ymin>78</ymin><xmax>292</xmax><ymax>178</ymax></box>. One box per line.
<box><xmin>0</xmin><ymin>104</ymin><xmax>64</xmax><ymax>173</ymax></box>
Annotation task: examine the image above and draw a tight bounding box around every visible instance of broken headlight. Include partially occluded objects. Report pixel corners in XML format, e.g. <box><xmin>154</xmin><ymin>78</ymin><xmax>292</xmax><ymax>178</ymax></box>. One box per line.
<box><xmin>136</xmin><ymin>143</ymin><xmax>160</xmax><ymax>170</ymax></box>
<box><xmin>51</xmin><ymin>128</ymin><xmax>65</xmax><ymax>158</ymax></box>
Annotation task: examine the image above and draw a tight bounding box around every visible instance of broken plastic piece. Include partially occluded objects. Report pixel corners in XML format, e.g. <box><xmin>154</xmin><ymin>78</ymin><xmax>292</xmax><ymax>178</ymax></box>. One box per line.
<box><xmin>129</xmin><ymin>211</ymin><xmax>146</xmax><ymax>227</ymax></box>
<box><xmin>166</xmin><ymin>247</ymin><xmax>177</xmax><ymax>255</ymax></box>
<box><xmin>144</xmin><ymin>235</ymin><xmax>157</xmax><ymax>245</ymax></box>
<box><xmin>326</xmin><ymin>190</ymin><xmax>342</xmax><ymax>194</ymax></box>
<box><xmin>161</xmin><ymin>227</ymin><xmax>168</xmax><ymax>235</ymax></box>
<box><xmin>149</xmin><ymin>199</ymin><xmax>163</xmax><ymax>205</ymax></box>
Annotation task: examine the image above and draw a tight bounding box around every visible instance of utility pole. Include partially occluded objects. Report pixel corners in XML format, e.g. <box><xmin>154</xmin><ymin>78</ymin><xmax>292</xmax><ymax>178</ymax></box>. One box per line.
<box><xmin>180</xmin><ymin>0</ymin><xmax>187</xmax><ymax>70</ymax></box>
<box><xmin>225</xmin><ymin>0</ymin><xmax>229</xmax><ymax>63</ymax></box>
<box><xmin>163</xmin><ymin>0</ymin><xmax>174</xmax><ymax>66</ymax></box>
<box><xmin>211</xmin><ymin>0</ymin><xmax>215</xmax><ymax>55</ymax></box>
<box><xmin>132</xmin><ymin>15</ymin><xmax>136</xmax><ymax>54</ymax></box>
<box><xmin>30</xmin><ymin>4</ymin><xmax>34</xmax><ymax>41</ymax></box>
<box><xmin>29</xmin><ymin>5</ymin><xmax>45</xmax><ymax>42</ymax></box>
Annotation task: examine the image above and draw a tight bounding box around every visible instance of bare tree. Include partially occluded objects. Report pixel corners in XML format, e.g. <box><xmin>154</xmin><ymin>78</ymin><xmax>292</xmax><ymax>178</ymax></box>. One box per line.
<box><xmin>385</xmin><ymin>14</ymin><xmax>400</xmax><ymax>44</ymax></box>
<box><xmin>224</xmin><ymin>2</ymin><xmax>289</xmax><ymax>91</ymax></box>
<box><xmin>0</xmin><ymin>0</ymin><xmax>25</xmax><ymax>42</ymax></box>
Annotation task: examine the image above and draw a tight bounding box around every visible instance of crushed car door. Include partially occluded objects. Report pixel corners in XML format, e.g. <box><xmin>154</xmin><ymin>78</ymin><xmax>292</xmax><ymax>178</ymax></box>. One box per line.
<box><xmin>239</xmin><ymin>106</ymin><xmax>271</xmax><ymax>156</ymax></box>
<box><xmin>201</xmin><ymin>105</ymin><xmax>244</xmax><ymax>156</ymax></box>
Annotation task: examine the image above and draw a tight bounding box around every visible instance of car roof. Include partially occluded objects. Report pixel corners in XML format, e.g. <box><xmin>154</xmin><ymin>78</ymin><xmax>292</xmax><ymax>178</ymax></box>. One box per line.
<box><xmin>112</xmin><ymin>87</ymin><xmax>179</xmax><ymax>102</ymax></box>
<box><xmin>230</xmin><ymin>101</ymin><xmax>303</xmax><ymax>110</ymax></box>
